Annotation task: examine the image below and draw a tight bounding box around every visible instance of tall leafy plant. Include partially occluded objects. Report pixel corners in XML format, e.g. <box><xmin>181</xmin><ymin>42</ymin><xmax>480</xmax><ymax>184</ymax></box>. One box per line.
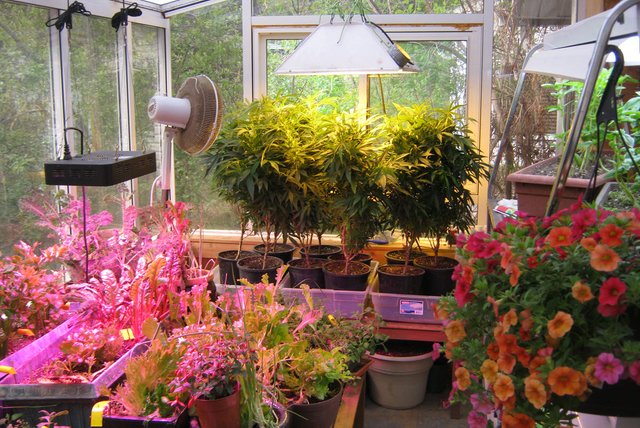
<box><xmin>385</xmin><ymin>103</ymin><xmax>488</xmax><ymax>263</ymax></box>
<box><xmin>318</xmin><ymin>109</ymin><xmax>398</xmax><ymax>270</ymax></box>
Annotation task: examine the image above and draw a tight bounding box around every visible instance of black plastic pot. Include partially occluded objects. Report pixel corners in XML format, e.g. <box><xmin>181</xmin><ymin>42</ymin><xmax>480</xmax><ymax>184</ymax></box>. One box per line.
<box><xmin>299</xmin><ymin>245</ymin><xmax>342</xmax><ymax>260</ymax></box>
<box><xmin>384</xmin><ymin>249</ymin><xmax>427</xmax><ymax>266</ymax></box>
<box><xmin>413</xmin><ymin>256</ymin><xmax>458</xmax><ymax>296</ymax></box>
<box><xmin>377</xmin><ymin>264</ymin><xmax>425</xmax><ymax>295</ymax></box>
<box><xmin>323</xmin><ymin>261</ymin><xmax>370</xmax><ymax>291</ymax></box>
<box><xmin>217</xmin><ymin>250</ymin><xmax>255</xmax><ymax>285</ymax></box>
<box><xmin>237</xmin><ymin>255</ymin><xmax>284</xmax><ymax>284</ymax></box>
<box><xmin>576</xmin><ymin>379</ymin><xmax>640</xmax><ymax>417</ymax></box>
<box><xmin>327</xmin><ymin>252</ymin><xmax>373</xmax><ymax>266</ymax></box>
<box><xmin>254</xmin><ymin>243</ymin><xmax>296</xmax><ymax>264</ymax></box>
<box><xmin>288</xmin><ymin>258</ymin><xmax>326</xmax><ymax>288</ymax></box>
<box><xmin>103</xmin><ymin>410</ymin><xmax>190</xmax><ymax>428</ymax></box>
<box><xmin>287</xmin><ymin>383</ymin><xmax>343</xmax><ymax>428</ymax></box>
<box><xmin>426</xmin><ymin>355</ymin><xmax>452</xmax><ymax>394</ymax></box>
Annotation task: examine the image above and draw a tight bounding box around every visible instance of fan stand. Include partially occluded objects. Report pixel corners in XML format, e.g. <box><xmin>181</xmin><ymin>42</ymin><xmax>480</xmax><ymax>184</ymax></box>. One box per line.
<box><xmin>160</xmin><ymin>126</ymin><xmax>176</xmax><ymax>203</ymax></box>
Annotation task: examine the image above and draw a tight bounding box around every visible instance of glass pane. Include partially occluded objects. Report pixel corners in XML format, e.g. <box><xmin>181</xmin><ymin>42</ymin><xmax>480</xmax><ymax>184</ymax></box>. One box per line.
<box><xmin>267</xmin><ymin>39</ymin><xmax>359</xmax><ymax>110</ymax></box>
<box><xmin>369</xmin><ymin>40</ymin><xmax>467</xmax><ymax>116</ymax></box>
<box><xmin>171</xmin><ymin>0</ymin><xmax>243</xmax><ymax>230</ymax></box>
<box><xmin>0</xmin><ymin>2</ymin><xmax>56</xmax><ymax>253</ymax></box>
<box><xmin>253</xmin><ymin>0</ymin><xmax>483</xmax><ymax>15</ymax></box>
<box><xmin>69</xmin><ymin>14</ymin><xmax>123</xmax><ymax>222</ymax></box>
<box><xmin>132</xmin><ymin>23</ymin><xmax>163</xmax><ymax>208</ymax></box>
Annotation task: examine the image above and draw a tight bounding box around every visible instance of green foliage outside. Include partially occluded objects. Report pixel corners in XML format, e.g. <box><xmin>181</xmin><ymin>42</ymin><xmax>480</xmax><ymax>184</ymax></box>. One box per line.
<box><xmin>252</xmin><ymin>0</ymin><xmax>484</xmax><ymax>15</ymax></box>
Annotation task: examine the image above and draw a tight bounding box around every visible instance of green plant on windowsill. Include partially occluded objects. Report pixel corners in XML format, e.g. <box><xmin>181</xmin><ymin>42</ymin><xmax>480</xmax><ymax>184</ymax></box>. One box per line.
<box><xmin>542</xmin><ymin>70</ymin><xmax>637</xmax><ymax>176</ymax></box>
<box><xmin>382</xmin><ymin>102</ymin><xmax>488</xmax><ymax>268</ymax></box>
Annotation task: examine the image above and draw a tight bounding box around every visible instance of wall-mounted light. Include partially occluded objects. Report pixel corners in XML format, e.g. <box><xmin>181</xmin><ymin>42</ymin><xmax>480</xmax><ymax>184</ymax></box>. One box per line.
<box><xmin>275</xmin><ymin>19</ymin><xmax>419</xmax><ymax>76</ymax></box>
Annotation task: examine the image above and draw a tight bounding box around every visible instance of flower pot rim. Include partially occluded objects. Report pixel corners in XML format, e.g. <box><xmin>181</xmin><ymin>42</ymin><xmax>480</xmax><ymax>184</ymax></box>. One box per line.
<box><xmin>378</xmin><ymin>264</ymin><xmax>425</xmax><ymax>277</ymax></box>
<box><xmin>506</xmin><ymin>156</ymin><xmax>610</xmax><ymax>188</ymax></box>
<box><xmin>370</xmin><ymin>351</ymin><xmax>433</xmax><ymax>363</ymax></box>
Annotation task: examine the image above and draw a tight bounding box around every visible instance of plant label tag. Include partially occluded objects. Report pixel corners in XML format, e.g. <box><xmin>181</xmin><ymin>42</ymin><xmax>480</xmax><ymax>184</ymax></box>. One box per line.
<box><xmin>399</xmin><ymin>300</ymin><xmax>424</xmax><ymax>316</ymax></box>
<box><xmin>119</xmin><ymin>328</ymin><xmax>135</xmax><ymax>341</ymax></box>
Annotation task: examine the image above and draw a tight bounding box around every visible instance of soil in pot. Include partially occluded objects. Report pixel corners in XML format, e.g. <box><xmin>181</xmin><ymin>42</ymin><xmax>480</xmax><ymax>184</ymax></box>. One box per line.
<box><xmin>377</xmin><ymin>264</ymin><xmax>425</xmax><ymax>295</ymax></box>
<box><xmin>253</xmin><ymin>243</ymin><xmax>296</xmax><ymax>264</ymax></box>
<box><xmin>218</xmin><ymin>250</ymin><xmax>255</xmax><ymax>285</ymax></box>
<box><xmin>327</xmin><ymin>252</ymin><xmax>373</xmax><ymax>266</ymax></box>
<box><xmin>413</xmin><ymin>256</ymin><xmax>458</xmax><ymax>296</ymax></box>
<box><xmin>287</xmin><ymin>383</ymin><xmax>343</xmax><ymax>428</ymax></box>
<box><xmin>384</xmin><ymin>249</ymin><xmax>427</xmax><ymax>266</ymax></box>
<box><xmin>322</xmin><ymin>261</ymin><xmax>370</xmax><ymax>291</ymax></box>
<box><xmin>237</xmin><ymin>255</ymin><xmax>283</xmax><ymax>285</ymax></box>
<box><xmin>299</xmin><ymin>245</ymin><xmax>342</xmax><ymax>259</ymax></box>
<box><xmin>288</xmin><ymin>258</ymin><xmax>326</xmax><ymax>289</ymax></box>
<box><xmin>368</xmin><ymin>340</ymin><xmax>434</xmax><ymax>410</ymax></box>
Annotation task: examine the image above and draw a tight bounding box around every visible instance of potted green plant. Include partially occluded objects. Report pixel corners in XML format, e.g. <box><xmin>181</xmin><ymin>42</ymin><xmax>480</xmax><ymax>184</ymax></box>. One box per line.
<box><xmin>104</xmin><ymin>336</ymin><xmax>189</xmax><ymax>428</ymax></box>
<box><xmin>318</xmin><ymin>109</ymin><xmax>397</xmax><ymax>290</ymax></box>
<box><xmin>206</xmin><ymin>96</ymin><xmax>311</xmax><ymax>283</ymax></box>
<box><xmin>169</xmin><ymin>323</ymin><xmax>248</xmax><ymax>428</ymax></box>
<box><xmin>387</xmin><ymin>103</ymin><xmax>488</xmax><ymax>296</ymax></box>
<box><xmin>505</xmin><ymin>70</ymin><xmax>635</xmax><ymax>216</ymax></box>
<box><xmin>438</xmin><ymin>202</ymin><xmax>640</xmax><ymax>427</ymax></box>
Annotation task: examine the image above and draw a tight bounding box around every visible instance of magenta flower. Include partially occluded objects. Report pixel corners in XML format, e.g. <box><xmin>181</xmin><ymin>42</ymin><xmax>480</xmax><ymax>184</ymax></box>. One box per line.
<box><xmin>629</xmin><ymin>360</ymin><xmax>640</xmax><ymax>385</ymax></box>
<box><xmin>594</xmin><ymin>353</ymin><xmax>625</xmax><ymax>385</ymax></box>
<box><xmin>470</xmin><ymin>393</ymin><xmax>493</xmax><ymax>415</ymax></box>
<box><xmin>431</xmin><ymin>342</ymin><xmax>442</xmax><ymax>361</ymax></box>
<box><xmin>467</xmin><ymin>410</ymin><xmax>488</xmax><ymax>428</ymax></box>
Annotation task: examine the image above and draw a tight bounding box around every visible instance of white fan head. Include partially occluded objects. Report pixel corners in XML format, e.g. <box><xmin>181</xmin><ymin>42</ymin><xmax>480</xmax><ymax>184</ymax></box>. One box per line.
<box><xmin>148</xmin><ymin>75</ymin><xmax>223</xmax><ymax>155</ymax></box>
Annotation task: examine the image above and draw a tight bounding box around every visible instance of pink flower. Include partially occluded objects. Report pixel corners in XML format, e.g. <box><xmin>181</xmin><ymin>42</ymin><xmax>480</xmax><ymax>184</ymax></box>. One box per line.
<box><xmin>594</xmin><ymin>353</ymin><xmax>625</xmax><ymax>385</ymax></box>
<box><xmin>432</xmin><ymin>343</ymin><xmax>442</xmax><ymax>361</ymax></box>
<box><xmin>470</xmin><ymin>393</ymin><xmax>494</xmax><ymax>414</ymax></box>
<box><xmin>467</xmin><ymin>410</ymin><xmax>488</xmax><ymax>428</ymax></box>
<box><xmin>598</xmin><ymin>277</ymin><xmax>627</xmax><ymax>305</ymax></box>
<box><xmin>597</xmin><ymin>302</ymin><xmax>627</xmax><ymax>317</ymax></box>
<box><xmin>629</xmin><ymin>361</ymin><xmax>640</xmax><ymax>385</ymax></box>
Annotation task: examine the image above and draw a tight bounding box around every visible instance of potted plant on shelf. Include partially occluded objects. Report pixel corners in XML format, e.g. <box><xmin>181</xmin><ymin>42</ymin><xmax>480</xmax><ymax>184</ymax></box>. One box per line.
<box><xmin>388</xmin><ymin>103</ymin><xmax>488</xmax><ymax>296</ymax></box>
<box><xmin>169</xmin><ymin>322</ymin><xmax>248</xmax><ymax>428</ymax></box>
<box><xmin>318</xmin><ymin>109</ymin><xmax>397</xmax><ymax>290</ymax></box>
<box><xmin>505</xmin><ymin>69</ymin><xmax>635</xmax><ymax>217</ymax></box>
<box><xmin>438</xmin><ymin>202</ymin><xmax>640</xmax><ymax>427</ymax></box>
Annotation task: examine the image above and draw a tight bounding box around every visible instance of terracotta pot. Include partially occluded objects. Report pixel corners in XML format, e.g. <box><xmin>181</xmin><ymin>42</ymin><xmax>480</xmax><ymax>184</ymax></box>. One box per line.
<box><xmin>322</xmin><ymin>261</ymin><xmax>370</xmax><ymax>291</ymax></box>
<box><xmin>286</xmin><ymin>383</ymin><xmax>343</xmax><ymax>428</ymax></box>
<box><xmin>217</xmin><ymin>250</ymin><xmax>255</xmax><ymax>285</ymax></box>
<box><xmin>377</xmin><ymin>264</ymin><xmax>425</xmax><ymax>295</ymax></box>
<box><xmin>194</xmin><ymin>385</ymin><xmax>241</xmax><ymax>428</ymax></box>
<box><xmin>506</xmin><ymin>156</ymin><xmax>610</xmax><ymax>217</ymax></box>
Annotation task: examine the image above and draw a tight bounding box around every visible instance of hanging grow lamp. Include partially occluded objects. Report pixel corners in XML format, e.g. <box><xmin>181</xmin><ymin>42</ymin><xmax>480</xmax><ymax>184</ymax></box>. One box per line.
<box><xmin>275</xmin><ymin>20</ymin><xmax>419</xmax><ymax>75</ymax></box>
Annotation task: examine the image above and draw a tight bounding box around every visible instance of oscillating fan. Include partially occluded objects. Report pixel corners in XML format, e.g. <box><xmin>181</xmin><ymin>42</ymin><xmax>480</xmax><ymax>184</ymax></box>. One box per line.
<box><xmin>148</xmin><ymin>74</ymin><xmax>223</xmax><ymax>202</ymax></box>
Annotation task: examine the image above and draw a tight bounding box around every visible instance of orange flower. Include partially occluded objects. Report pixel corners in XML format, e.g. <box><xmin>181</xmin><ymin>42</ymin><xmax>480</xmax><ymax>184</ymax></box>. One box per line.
<box><xmin>547</xmin><ymin>311</ymin><xmax>574</xmax><ymax>339</ymax></box>
<box><xmin>590</xmin><ymin>245</ymin><xmax>621</xmax><ymax>272</ymax></box>
<box><xmin>444</xmin><ymin>320</ymin><xmax>466</xmax><ymax>343</ymax></box>
<box><xmin>455</xmin><ymin>366</ymin><xmax>471</xmax><ymax>391</ymax></box>
<box><xmin>599</xmin><ymin>223</ymin><xmax>623</xmax><ymax>247</ymax></box>
<box><xmin>502</xmin><ymin>412</ymin><xmax>535</xmax><ymax>428</ymax></box>
<box><xmin>546</xmin><ymin>226</ymin><xmax>573</xmax><ymax>247</ymax></box>
<box><xmin>434</xmin><ymin>302</ymin><xmax>449</xmax><ymax>321</ymax></box>
<box><xmin>547</xmin><ymin>366</ymin><xmax>587</xmax><ymax>396</ymax></box>
<box><xmin>580</xmin><ymin>237</ymin><xmax>597</xmax><ymax>251</ymax></box>
<box><xmin>519</xmin><ymin>309</ymin><xmax>534</xmax><ymax>332</ymax></box>
<box><xmin>498</xmin><ymin>353</ymin><xmax>517</xmax><ymax>374</ymax></box>
<box><xmin>502</xmin><ymin>308</ymin><xmax>518</xmax><ymax>329</ymax></box>
<box><xmin>584</xmin><ymin>362</ymin><xmax>603</xmax><ymax>388</ymax></box>
<box><xmin>487</xmin><ymin>342</ymin><xmax>500</xmax><ymax>360</ymax></box>
<box><xmin>496</xmin><ymin>333</ymin><xmax>519</xmax><ymax>354</ymax></box>
<box><xmin>493</xmin><ymin>373</ymin><xmax>515</xmax><ymax>402</ymax></box>
<box><xmin>572</xmin><ymin>281</ymin><xmax>594</xmax><ymax>303</ymax></box>
<box><xmin>509</xmin><ymin>264</ymin><xmax>521</xmax><ymax>286</ymax></box>
<box><xmin>481</xmin><ymin>359</ymin><xmax>499</xmax><ymax>384</ymax></box>
<box><xmin>528</xmin><ymin>356</ymin><xmax>547</xmax><ymax>375</ymax></box>
<box><xmin>524</xmin><ymin>376</ymin><xmax>547</xmax><ymax>409</ymax></box>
